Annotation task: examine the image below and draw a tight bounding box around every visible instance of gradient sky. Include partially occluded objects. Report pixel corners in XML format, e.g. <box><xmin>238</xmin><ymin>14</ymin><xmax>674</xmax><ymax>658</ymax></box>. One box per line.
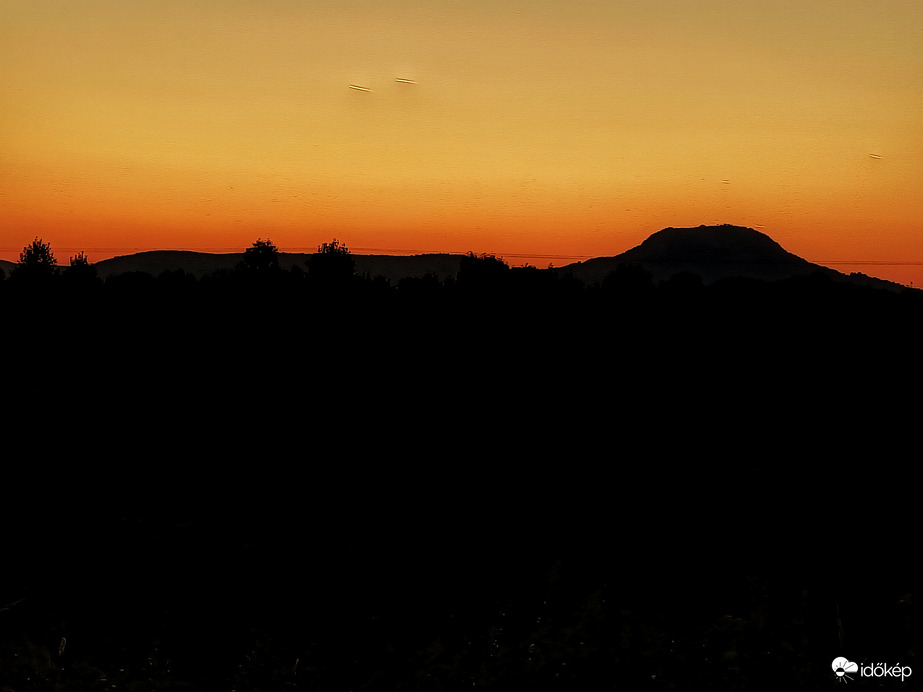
<box><xmin>2</xmin><ymin>0</ymin><xmax>922</xmax><ymax>285</ymax></box>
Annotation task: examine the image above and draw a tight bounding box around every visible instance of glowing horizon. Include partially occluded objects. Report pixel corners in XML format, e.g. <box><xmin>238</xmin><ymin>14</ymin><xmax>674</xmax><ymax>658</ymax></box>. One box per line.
<box><xmin>2</xmin><ymin>1</ymin><xmax>922</xmax><ymax>285</ymax></box>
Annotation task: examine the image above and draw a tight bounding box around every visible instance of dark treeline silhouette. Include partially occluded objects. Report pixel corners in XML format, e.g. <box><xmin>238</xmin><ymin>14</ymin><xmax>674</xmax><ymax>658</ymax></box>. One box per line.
<box><xmin>2</xmin><ymin>237</ymin><xmax>919</xmax><ymax>691</ymax></box>
<box><xmin>4</xmin><ymin>232</ymin><xmax>920</xmax><ymax>480</ymax></box>
<box><xmin>5</xmin><ymin>237</ymin><xmax>920</xmax><ymax>346</ymax></box>
<box><xmin>4</xmin><ymin>236</ymin><xmax>920</xmax><ymax>501</ymax></box>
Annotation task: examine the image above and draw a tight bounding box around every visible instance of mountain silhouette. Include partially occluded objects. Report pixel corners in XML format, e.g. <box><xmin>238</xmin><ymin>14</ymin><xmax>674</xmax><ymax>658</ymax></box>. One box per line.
<box><xmin>559</xmin><ymin>224</ymin><xmax>903</xmax><ymax>289</ymax></box>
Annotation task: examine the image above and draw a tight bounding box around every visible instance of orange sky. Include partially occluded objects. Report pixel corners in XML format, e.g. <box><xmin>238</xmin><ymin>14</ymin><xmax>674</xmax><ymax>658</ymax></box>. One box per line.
<box><xmin>2</xmin><ymin>0</ymin><xmax>922</xmax><ymax>286</ymax></box>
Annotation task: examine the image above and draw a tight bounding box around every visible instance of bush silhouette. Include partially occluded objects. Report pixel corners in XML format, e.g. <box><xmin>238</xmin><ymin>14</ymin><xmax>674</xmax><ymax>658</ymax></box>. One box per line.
<box><xmin>61</xmin><ymin>250</ymin><xmax>100</xmax><ymax>288</ymax></box>
<box><xmin>305</xmin><ymin>238</ymin><xmax>355</xmax><ymax>286</ymax></box>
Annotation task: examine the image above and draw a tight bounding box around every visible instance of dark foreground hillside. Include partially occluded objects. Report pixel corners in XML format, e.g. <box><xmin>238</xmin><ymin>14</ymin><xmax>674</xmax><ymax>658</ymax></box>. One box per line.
<box><xmin>1</xmin><ymin>256</ymin><xmax>919</xmax><ymax>691</ymax></box>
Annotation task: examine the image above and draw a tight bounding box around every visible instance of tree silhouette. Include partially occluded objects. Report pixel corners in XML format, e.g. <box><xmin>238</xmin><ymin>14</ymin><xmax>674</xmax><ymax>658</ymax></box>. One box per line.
<box><xmin>13</xmin><ymin>237</ymin><xmax>58</xmax><ymax>281</ymax></box>
<box><xmin>239</xmin><ymin>238</ymin><xmax>281</xmax><ymax>273</ymax></box>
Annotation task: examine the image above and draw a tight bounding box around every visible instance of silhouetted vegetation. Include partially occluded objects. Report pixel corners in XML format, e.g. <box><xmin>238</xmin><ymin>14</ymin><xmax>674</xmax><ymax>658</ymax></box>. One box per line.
<box><xmin>238</xmin><ymin>237</ymin><xmax>281</xmax><ymax>274</ymax></box>
<box><xmin>61</xmin><ymin>250</ymin><xmax>100</xmax><ymax>288</ymax></box>
<box><xmin>305</xmin><ymin>237</ymin><xmax>356</xmax><ymax>286</ymax></box>
<box><xmin>13</xmin><ymin>236</ymin><xmax>58</xmax><ymax>281</ymax></box>
<box><xmin>1</xmin><ymin>236</ymin><xmax>919</xmax><ymax>691</ymax></box>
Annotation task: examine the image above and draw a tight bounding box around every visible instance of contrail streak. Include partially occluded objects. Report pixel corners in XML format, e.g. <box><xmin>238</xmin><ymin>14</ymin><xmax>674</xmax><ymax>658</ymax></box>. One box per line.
<box><xmin>348</xmin><ymin>84</ymin><xmax>371</xmax><ymax>92</ymax></box>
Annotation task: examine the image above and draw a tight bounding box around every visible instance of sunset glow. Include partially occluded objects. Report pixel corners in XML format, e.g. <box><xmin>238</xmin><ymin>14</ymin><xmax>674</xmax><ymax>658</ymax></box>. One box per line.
<box><xmin>2</xmin><ymin>0</ymin><xmax>922</xmax><ymax>285</ymax></box>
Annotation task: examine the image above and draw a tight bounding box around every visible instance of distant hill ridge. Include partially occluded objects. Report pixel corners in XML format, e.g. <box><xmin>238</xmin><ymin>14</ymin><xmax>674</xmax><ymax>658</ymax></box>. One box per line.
<box><xmin>89</xmin><ymin>250</ymin><xmax>467</xmax><ymax>283</ymax></box>
<box><xmin>0</xmin><ymin>250</ymin><xmax>467</xmax><ymax>284</ymax></box>
<box><xmin>0</xmin><ymin>225</ymin><xmax>909</xmax><ymax>291</ymax></box>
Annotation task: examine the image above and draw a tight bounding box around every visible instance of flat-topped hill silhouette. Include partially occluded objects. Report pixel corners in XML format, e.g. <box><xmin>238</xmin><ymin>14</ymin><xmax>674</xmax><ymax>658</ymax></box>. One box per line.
<box><xmin>559</xmin><ymin>224</ymin><xmax>902</xmax><ymax>289</ymax></box>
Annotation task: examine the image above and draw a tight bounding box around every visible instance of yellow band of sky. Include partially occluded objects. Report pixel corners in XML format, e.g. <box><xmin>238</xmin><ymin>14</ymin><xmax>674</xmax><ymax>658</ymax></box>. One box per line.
<box><xmin>2</xmin><ymin>0</ymin><xmax>922</xmax><ymax>284</ymax></box>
